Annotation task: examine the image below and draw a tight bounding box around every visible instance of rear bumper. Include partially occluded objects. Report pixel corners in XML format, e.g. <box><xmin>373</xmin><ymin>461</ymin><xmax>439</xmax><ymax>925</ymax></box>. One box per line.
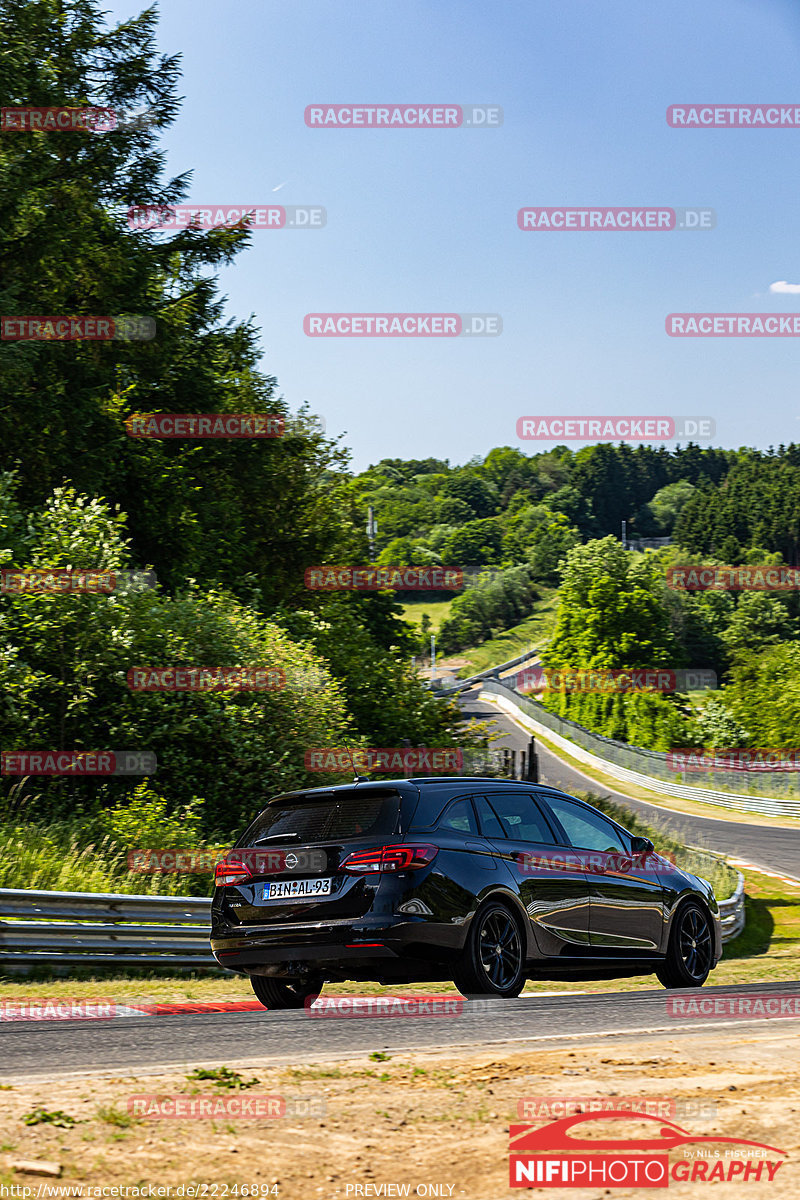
<box><xmin>210</xmin><ymin>915</ymin><xmax>425</xmax><ymax>975</ymax></box>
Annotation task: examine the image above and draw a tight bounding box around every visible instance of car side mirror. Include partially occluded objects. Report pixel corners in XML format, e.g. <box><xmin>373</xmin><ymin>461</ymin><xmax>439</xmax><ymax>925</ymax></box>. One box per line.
<box><xmin>630</xmin><ymin>836</ymin><xmax>654</xmax><ymax>854</ymax></box>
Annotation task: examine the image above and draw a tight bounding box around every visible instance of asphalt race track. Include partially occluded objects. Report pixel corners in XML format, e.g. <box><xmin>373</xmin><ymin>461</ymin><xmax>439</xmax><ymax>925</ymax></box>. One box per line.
<box><xmin>2</xmin><ymin>688</ymin><xmax>798</xmax><ymax>1083</ymax></box>
<box><xmin>461</xmin><ymin>686</ymin><xmax>800</xmax><ymax>878</ymax></box>
<box><xmin>2</xmin><ymin>982</ymin><xmax>800</xmax><ymax>1078</ymax></box>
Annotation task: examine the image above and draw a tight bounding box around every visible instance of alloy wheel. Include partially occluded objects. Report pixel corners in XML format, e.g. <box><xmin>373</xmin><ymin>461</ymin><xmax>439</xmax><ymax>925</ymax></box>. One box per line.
<box><xmin>477</xmin><ymin>909</ymin><xmax>523</xmax><ymax>990</ymax></box>
<box><xmin>678</xmin><ymin>906</ymin><xmax>713</xmax><ymax>981</ymax></box>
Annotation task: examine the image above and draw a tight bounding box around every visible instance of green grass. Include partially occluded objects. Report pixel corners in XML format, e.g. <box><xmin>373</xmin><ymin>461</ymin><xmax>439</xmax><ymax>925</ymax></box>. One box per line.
<box><xmin>401</xmin><ymin>588</ymin><xmax>559</xmax><ymax>673</ymax></box>
<box><xmin>23</xmin><ymin>1107</ymin><xmax>78</xmax><ymax>1128</ymax></box>
<box><xmin>97</xmin><ymin>1105</ymin><xmax>136</xmax><ymax>1128</ymax></box>
<box><xmin>0</xmin><ymin>816</ymin><xmax>218</xmax><ymax>897</ymax></box>
<box><xmin>459</xmin><ymin>589</ymin><xmax>559</xmax><ymax>674</ymax></box>
<box><xmin>399</xmin><ymin>598</ymin><xmax>455</xmax><ymax>634</ymax></box>
<box><xmin>186</xmin><ymin>1067</ymin><xmax>259</xmax><ymax>1090</ymax></box>
<box><xmin>713</xmin><ymin>867</ymin><xmax>800</xmax><ymax>982</ymax></box>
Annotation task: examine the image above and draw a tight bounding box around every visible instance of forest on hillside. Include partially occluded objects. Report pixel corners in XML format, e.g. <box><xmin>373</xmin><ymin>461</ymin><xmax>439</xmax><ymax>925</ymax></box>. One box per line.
<box><xmin>3</xmin><ymin>1</ymin><xmax>799</xmax><ymax>855</ymax></box>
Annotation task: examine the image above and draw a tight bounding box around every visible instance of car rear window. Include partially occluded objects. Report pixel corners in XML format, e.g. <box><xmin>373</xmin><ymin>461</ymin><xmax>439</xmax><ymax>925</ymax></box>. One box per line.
<box><xmin>239</xmin><ymin>790</ymin><xmax>401</xmax><ymax>845</ymax></box>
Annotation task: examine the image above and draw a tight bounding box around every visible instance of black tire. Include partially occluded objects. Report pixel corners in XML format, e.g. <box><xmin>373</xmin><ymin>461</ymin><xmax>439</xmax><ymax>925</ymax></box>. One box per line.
<box><xmin>454</xmin><ymin>901</ymin><xmax>526</xmax><ymax>998</ymax></box>
<box><xmin>250</xmin><ymin>974</ymin><xmax>323</xmax><ymax>1010</ymax></box>
<box><xmin>656</xmin><ymin>901</ymin><xmax>714</xmax><ymax>989</ymax></box>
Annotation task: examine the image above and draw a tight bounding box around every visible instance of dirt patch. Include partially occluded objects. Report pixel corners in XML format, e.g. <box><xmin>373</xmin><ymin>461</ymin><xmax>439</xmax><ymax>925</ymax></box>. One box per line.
<box><xmin>1</xmin><ymin>1028</ymin><xmax>798</xmax><ymax>1198</ymax></box>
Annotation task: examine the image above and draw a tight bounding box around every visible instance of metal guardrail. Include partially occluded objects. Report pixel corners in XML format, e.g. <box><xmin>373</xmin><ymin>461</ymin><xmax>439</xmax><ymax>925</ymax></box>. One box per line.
<box><xmin>0</xmin><ymin>863</ymin><xmax>746</xmax><ymax>974</ymax></box>
<box><xmin>430</xmin><ymin>646</ymin><xmax>541</xmax><ymax>696</ymax></box>
<box><xmin>484</xmin><ymin>679</ymin><xmax>800</xmax><ymax>818</ymax></box>
<box><xmin>0</xmin><ymin>888</ymin><xmax>216</xmax><ymax>974</ymax></box>
<box><xmin>718</xmin><ymin>873</ymin><xmax>746</xmax><ymax>943</ymax></box>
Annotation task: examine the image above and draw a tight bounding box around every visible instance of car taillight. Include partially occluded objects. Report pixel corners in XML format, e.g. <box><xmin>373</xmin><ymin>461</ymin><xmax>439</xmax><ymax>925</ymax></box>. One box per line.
<box><xmin>340</xmin><ymin>844</ymin><xmax>438</xmax><ymax>874</ymax></box>
<box><xmin>214</xmin><ymin>859</ymin><xmax>252</xmax><ymax>887</ymax></box>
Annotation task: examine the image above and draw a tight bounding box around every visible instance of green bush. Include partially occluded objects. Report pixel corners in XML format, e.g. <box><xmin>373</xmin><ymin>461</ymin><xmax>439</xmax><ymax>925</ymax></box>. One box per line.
<box><xmin>99</xmin><ymin>783</ymin><xmax>204</xmax><ymax>849</ymax></box>
<box><xmin>0</xmin><ymin>482</ymin><xmax>354</xmax><ymax>831</ymax></box>
<box><xmin>438</xmin><ymin>566</ymin><xmax>538</xmax><ymax>653</ymax></box>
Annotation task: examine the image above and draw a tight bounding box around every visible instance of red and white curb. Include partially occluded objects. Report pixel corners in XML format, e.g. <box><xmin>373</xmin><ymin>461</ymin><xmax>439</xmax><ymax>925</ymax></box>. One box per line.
<box><xmin>0</xmin><ymin>999</ymin><xmax>265</xmax><ymax>1022</ymax></box>
<box><xmin>1</xmin><ymin>992</ymin><xmax>591</xmax><ymax>1023</ymax></box>
<box><xmin>116</xmin><ymin>999</ymin><xmax>266</xmax><ymax>1017</ymax></box>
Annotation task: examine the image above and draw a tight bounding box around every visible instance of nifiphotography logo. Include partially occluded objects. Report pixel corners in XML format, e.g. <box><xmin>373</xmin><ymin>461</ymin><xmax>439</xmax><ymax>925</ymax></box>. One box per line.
<box><xmin>508</xmin><ymin>1109</ymin><xmax>787</xmax><ymax>1187</ymax></box>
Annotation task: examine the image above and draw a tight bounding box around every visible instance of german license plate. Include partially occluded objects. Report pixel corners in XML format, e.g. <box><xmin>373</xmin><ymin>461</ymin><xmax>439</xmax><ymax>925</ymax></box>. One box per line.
<box><xmin>264</xmin><ymin>877</ymin><xmax>333</xmax><ymax>901</ymax></box>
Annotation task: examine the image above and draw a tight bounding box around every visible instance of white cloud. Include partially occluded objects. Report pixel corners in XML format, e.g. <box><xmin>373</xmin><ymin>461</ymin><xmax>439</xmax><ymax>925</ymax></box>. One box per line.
<box><xmin>769</xmin><ymin>280</ymin><xmax>800</xmax><ymax>294</ymax></box>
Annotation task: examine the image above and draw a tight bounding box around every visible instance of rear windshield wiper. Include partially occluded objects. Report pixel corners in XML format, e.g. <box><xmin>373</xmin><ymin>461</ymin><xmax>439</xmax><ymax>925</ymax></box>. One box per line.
<box><xmin>253</xmin><ymin>832</ymin><xmax>301</xmax><ymax>843</ymax></box>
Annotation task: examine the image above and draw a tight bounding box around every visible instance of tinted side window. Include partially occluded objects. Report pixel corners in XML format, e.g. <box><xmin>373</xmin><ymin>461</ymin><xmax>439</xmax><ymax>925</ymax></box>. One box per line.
<box><xmin>484</xmin><ymin>792</ymin><xmax>556</xmax><ymax>844</ymax></box>
<box><xmin>408</xmin><ymin>788</ymin><xmax>460</xmax><ymax>830</ymax></box>
<box><xmin>473</xmin><ymin>795</ymin><xmax>505</xmax><ymax>839</ymax></box>
<box><xmin>542</xmin><ymin>794</ymin><xmax>627</xmax><ymax>853</ymax></box>
<box><xmin>437</xmin><ymin>797</ymin><xmax>478</xmax><ymax>834</ymax></box>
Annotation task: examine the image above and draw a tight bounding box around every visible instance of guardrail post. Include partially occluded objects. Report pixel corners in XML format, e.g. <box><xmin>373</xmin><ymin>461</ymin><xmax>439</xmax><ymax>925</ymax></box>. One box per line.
<box><xmin>527</xmin><ymin>736</ymin><xmax>539</xmax><ymax>782</ymax></box>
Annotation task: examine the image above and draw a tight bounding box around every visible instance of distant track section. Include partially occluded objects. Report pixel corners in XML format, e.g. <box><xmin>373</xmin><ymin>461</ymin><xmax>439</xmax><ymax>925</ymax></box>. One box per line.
<box><xmin>483</xmin><ymin>679</ymin><xmax>800</xmax><ymax>820</ymax></box>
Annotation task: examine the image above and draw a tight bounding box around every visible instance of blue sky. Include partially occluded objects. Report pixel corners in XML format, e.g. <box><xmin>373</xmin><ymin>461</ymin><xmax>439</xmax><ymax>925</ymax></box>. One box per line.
<box><xmin>103</xmin><ymin>0</ymin><xmax>800</xmax><ymax>470</ymax></box>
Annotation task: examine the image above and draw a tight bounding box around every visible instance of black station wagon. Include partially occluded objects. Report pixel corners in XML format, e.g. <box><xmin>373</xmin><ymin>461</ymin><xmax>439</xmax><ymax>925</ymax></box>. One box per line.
<box><xmin>210</xmin><ymin>778</ymin><xmax>722</xmax><ymax>1008</ymax></box>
